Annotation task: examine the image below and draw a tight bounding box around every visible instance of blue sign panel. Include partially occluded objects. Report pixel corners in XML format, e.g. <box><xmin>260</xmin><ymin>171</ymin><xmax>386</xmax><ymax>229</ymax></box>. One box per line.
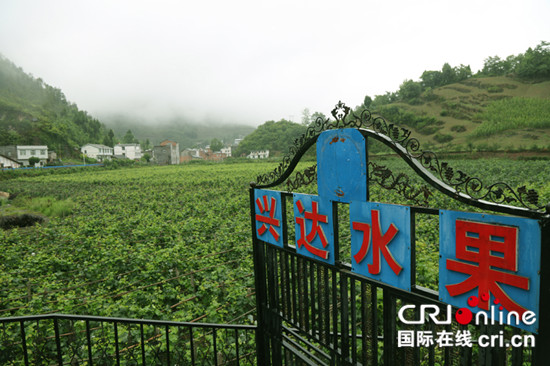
<box><xmin>293</xmin><ymin>193</ymin><xmax>335</xmax><ymax>265</ymax></box>
<box><xmin>439</xmin><ymin>210</ymin><xmax>540</xmax><ymax>333</ymax></box>
<box><xmin>350</xmin><ymin>201</ymin><xmax>411</xmax><ymax>291</ymax></box>
<box><xmin>317</xmin><ymin>129</ymin><xmax>367</xmax><ymax>203</ymax></box>
<box><xmin>254</xmin><ymin>189</ymin><xmax>284</xmax><ymax>247</ymax></box>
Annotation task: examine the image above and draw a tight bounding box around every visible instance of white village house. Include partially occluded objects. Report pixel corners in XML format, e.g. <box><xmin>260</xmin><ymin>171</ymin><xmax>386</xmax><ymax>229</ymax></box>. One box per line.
<box><xmin>0</xmin><ymin>154</ymin><xmax>21</xmax><ymax>168</ymax></box>
<box><xmin>81</xmin><ymin>144</ymin><xmax>114</xmax><ymax>161</ymax></box>
<box><xmin>247</xmin><ymin>150</ymin><xmax>269</xmax><ymax>159</ymax></box>
<box><xmin>0</xmin><ymin>145</ymin><xmax>48</xmax><ymax>166</ymax></box>
<box><xmin>114</xmin><ymin>143</ymin><xmax>142</xmax><ymax>160</ymax></box>
<box><xmin>220</xmin><ymin>146</ymin><xmax>232</xmax><ymax>157</ymax></box>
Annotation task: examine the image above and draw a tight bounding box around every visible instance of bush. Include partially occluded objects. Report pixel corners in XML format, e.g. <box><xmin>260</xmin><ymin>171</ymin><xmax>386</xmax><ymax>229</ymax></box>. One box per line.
<box><xmin>433</xmin><ymin>133</ymin><xmax>454</xmax><ymax>143</ymax></box>
<box><xmin>487</xmin><ymin>85</ymin><xmax>503</xmax><ymax>93</ymax></box>
<box><xmin>22</xmin><ymin>196</ymin><xmax>75</xmax><ymax>217</ymax></box>
<box><xmin>377</xmin><ymin>105</ymin><xmax>441</xmax><ymax>131</ymax></box>
<box><xmin>450</xmin><ymin>125</ymin><xmax>467</xmax><ymax>132</ymax></box>
<box><xmin>28</xmin><ymin>156</ymin><xmax>41</xmax><ymax>166</ymax></box>
<box><xmin>0</xmin><ymin>214</ymin><xmax>45</xmax><ymax>229</ymax></box>
<box><xmin>417</xmin><ymin>126</ymin><xmax>440</xmax><ymax>135</ymax></box>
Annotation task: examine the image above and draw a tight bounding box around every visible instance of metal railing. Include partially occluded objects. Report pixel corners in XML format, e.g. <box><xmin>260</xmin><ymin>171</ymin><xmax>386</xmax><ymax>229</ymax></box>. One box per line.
<box><xmin>0</xmin><ymin>313</ymin><xmax>257</xmax><ymax>365</ymax></box>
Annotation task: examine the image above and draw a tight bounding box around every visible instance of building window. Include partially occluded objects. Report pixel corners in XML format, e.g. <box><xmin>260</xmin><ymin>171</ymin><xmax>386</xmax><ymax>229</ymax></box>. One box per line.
<box><xmin>20</xmin><ymin>150</ymin><xmax>26</xmax><ymax>156</ymax></box>
<box><xmin>41</xmin><ymin>150</ymin><xmax>46</xmax><ymax>155</ymax></box>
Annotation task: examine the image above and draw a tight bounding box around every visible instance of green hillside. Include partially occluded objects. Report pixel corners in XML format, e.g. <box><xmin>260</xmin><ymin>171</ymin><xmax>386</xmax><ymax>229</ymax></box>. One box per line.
<box><xmin>0</xmin><ymin>55</ymin><xmax>112</xmax><ymax>157</ymax></box>
<box><xmin>236</xmin><ymin>75</ymin><xmax>550</xmax><ymax>157</ymax></box>
<box><xmin>352</xmin><ymin>41</ymin><xmax>550</xmax><ymax>153</ymax></box>
<box><xmin>371</xmin><ymin>76</ymin><xmax>550</xmax><ymax>152</ymax></box>
<box><xmin>235</xmin><ymin>43</ymin><xmax>550</xmax><ymax>157</ymax></box>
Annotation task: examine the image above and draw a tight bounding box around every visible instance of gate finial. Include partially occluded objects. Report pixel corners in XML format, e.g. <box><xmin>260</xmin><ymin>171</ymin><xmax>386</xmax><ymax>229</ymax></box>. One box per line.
<box><xmin>331</xmin><ymin>101</ymin><xmax>350</xmax><ymax>122</ymax></box>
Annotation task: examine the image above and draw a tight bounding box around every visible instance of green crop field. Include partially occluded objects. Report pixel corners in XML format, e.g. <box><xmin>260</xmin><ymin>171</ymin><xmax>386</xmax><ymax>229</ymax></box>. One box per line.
<box><xmin>1</xmin><ymin>158</ymin><xmax>549</xmax><ymax>363</ymax></box>
<box><xmin>1</xmin><ymin>158</ymin><xmax>549</xmax><ymax>324</ymax></box>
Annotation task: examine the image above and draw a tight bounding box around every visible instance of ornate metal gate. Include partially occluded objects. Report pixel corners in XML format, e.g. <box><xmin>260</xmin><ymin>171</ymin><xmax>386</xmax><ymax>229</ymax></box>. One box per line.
<box><xmin>249</xmin><ymin>102</ymin><xmax>550</xmax><ymax>365</ymax></box>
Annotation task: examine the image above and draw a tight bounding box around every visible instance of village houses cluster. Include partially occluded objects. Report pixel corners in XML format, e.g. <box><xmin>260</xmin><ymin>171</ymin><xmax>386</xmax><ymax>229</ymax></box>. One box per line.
<box><xmin>0</xmin><ymin>139</ymin><xmax>269</xmax><ymax>168</ymax></box>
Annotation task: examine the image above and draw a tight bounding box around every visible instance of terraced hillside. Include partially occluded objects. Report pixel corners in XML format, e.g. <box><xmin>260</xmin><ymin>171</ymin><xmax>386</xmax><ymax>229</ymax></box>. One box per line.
<box><xmin>371</xmin><ymin>76</ymin><xmax>550</xmax><ymax>152</ymax></box>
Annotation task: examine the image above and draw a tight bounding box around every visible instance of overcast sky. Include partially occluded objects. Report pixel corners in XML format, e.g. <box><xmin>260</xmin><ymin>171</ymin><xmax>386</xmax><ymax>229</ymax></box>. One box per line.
<box><xmin>1</xmin><ymin>0</ymin><xmax>549</xmax><ymax>126</ymax></box>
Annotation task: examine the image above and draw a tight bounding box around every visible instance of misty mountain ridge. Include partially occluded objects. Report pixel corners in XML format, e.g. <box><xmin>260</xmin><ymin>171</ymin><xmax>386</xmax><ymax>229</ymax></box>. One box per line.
<box><xmin>2</xmin><ymin>41</ymin><xmax>549</xmax><ymax>158</ymax></box>
<box><xmin>101</xmin><ymin>114</ymin><xmax>254</xmax><ymax>148</ymax></box>
<box><xmin>0</xmin><ymin>54</ymin><xmax>109</xmax><ymax>156</ymax></box>
<box><xmin>0</xmin><ymin>54</ymin><xmax>254</xmax><ymax>155</ymax></box>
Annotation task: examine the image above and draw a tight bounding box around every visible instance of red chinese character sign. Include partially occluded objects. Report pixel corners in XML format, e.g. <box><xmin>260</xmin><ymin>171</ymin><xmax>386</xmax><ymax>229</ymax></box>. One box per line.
<box><xmin>350</xmin><ymin>201</ymin><xmax>411</xmax><ymax>291</ymax></box>
<box><xmin>294</xmin><ymin>194</ymin><xmax>335</xmax><ymax>265</ymax></box>
<box><xmin>254</xmin><ymin>189</ymin><xmax>284</xmax><ymax>247</ymax></box>
<box><xmin>439</xmin><ymin>210</ymin><xmax>541</xmax><ymax>333</ymax></box>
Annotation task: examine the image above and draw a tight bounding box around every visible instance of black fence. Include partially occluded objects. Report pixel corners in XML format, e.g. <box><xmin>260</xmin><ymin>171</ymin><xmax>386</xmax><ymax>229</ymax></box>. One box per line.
<box><xmin>254</xmin><ymin>225</ymin><xmax>543</xmax><ymax>365</ymax></box>
<box><xmin>0</xmin><ymin>314</ymin><xmax>257</xmax><ymax>365</ymax></box>
<box><xmin>2</xmin><ymin>102</ymin><xmax>549</xmax><ymax>366</ymax></box>
<box><xmin>250</xmin><ymin>102</ymin><xmax>550</xmax><ymax>365</ymax></box>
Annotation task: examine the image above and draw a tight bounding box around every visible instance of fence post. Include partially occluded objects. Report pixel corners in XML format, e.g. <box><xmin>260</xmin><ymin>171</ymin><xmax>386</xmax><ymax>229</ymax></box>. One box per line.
<box><xmin>250</xmin><ymin>186</ymin><xmax>269</xmax><ymax>365</ymax></box>
<box><xmin>382</xmin><ymin>289</ymin><xmax>396</xmax><ymax>366</ymax></box>
<box><xmin>19</xmin><ymin>320</ymin><xmax>29</xmax><ymax>366</ymax></box>
<box><xmin>53</xmin><ymin>317</ymin><xmax>63</xmax><ymax>366</ymax></box>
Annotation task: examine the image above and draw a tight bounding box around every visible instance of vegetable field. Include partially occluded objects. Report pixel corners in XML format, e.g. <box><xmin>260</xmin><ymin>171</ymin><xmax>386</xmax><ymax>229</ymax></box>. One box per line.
<box><xmin>1</xmin><ymin>158</ymin><xmax>549</xmax><ymax>326</ymax></box>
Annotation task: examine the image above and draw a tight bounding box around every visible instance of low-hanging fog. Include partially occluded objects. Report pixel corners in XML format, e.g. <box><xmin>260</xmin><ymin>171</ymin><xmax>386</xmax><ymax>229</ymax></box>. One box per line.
<box><xmin>1</xmin><ymin>0</ymin><xmax>549</xmax><ymax>127</ymax></box>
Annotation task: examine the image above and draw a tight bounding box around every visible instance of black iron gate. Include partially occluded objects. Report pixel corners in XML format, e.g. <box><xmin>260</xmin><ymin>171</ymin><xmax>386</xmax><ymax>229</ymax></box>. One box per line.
<box><xmin>249</xmin><ymin>101</ymin><xmax>550</xmax><ymax>365</ymax></box>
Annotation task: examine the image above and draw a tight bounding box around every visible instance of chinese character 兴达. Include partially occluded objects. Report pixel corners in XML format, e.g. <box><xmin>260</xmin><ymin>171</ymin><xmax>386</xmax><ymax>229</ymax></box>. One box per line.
<box><xmin>295</xmin><ymin>199</ymin><xmax>329</xmax><ymax>259</ymax></box>
<box><xmin>255</xmin><ymin>195</ymin><xmax>280</xmax><ymax>242</ymax></box>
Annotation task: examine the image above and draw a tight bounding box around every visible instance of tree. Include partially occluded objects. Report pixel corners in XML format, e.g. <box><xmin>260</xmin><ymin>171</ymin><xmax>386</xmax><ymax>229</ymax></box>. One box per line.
<box><xmin>123</xmin><ymin>129</ymin><xmax>137</xmax><ymax>144</ymax></box>
<box><xmin>301</xmin><ymin>108</ymin><xmax>311</xmax><ymax>126</ymax></box>
<box><xmin>398</xmin><ymin>79</ymin><xmax>423</xmax><ymax>101</ymax></box>
<box><xmin>210</xmin><ymin>138</ymin><xmax>223</xmax><ymax>152</ymax></box>
<box><xmin>515</xmin><ymin>41</ymin><xmax>550</xmax><ymax>79</ymax></box>
<box><xmin>103</xmin><ymin>129</ymin><xmax>115</xmax><ymax>147</ymax></box>
<box><xmin>441</xmin><ymin>63</ymin><xmax>456</xmax><ymax>85</ymax></box>
<box><xmin>142</xmin><ymin>138</ymin><xmax>151</xmax><ymax>150</ymax></box>
<box><xmin>234</xmin><ymin>119</ymin><xmax>307</xmax><ymax>157</ymax></box>
<box><xmin>310</xmin><ymin>111</ymin><xmax>327</xmax><ymax>124</ymax></box>
<box><xmin>363</xmin><ymin>95</ymin><xmax>373</xmax><ymax>109</ymax></box>
<box><xmin>481</xmin><ymin>56</ymin><xmax>509</xmax><ymax>76</ymax></box>
<box><xmin>371</xmin><ymin>92</ymin><xmax>398</xmax><ymax>109</ymax></box>
<box><xmin>28</xmin><ymin>156</ymin><xmax>40</xmax><ymax>166</ymax></box>
<box><xmin>142</xmin><ymin>153</ymin><xmax>152</xmax><ymax>162</ymax></box>
<box><xmin>420</xmin><ymin>70</ymin><xmax>443</xmax><ymax>89</ymax></box>
<box><xmin>453</xmin><ymin>64</ymin><xmax>472</xmax><ymax>81</ymax></box>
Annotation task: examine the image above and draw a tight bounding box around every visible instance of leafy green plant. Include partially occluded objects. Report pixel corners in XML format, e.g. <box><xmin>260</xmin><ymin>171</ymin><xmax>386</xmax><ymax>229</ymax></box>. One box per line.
<box><xmin>21</xmin><ymin>196</ymin><xmax>74</xmax><ymax>217</ymax></box>
<box><xmin>472</xmin><ymin>97</ymin><xmax>550</xmax><ymax>137</ymax></box>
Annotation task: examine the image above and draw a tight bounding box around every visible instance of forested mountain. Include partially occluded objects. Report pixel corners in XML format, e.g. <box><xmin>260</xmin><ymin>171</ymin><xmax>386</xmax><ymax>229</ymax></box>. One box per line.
<box><xmin>0</xmin><ymin>55</ymin><xmax>112</xmax><ymax>157</ymax></box>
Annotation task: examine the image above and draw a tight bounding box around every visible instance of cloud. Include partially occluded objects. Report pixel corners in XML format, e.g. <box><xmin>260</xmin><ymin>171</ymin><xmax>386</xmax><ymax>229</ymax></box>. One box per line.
<box><xmin>1</xmin><ymin>0</ymin><xmax>549</xmax><ymax>125</ymax></box>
